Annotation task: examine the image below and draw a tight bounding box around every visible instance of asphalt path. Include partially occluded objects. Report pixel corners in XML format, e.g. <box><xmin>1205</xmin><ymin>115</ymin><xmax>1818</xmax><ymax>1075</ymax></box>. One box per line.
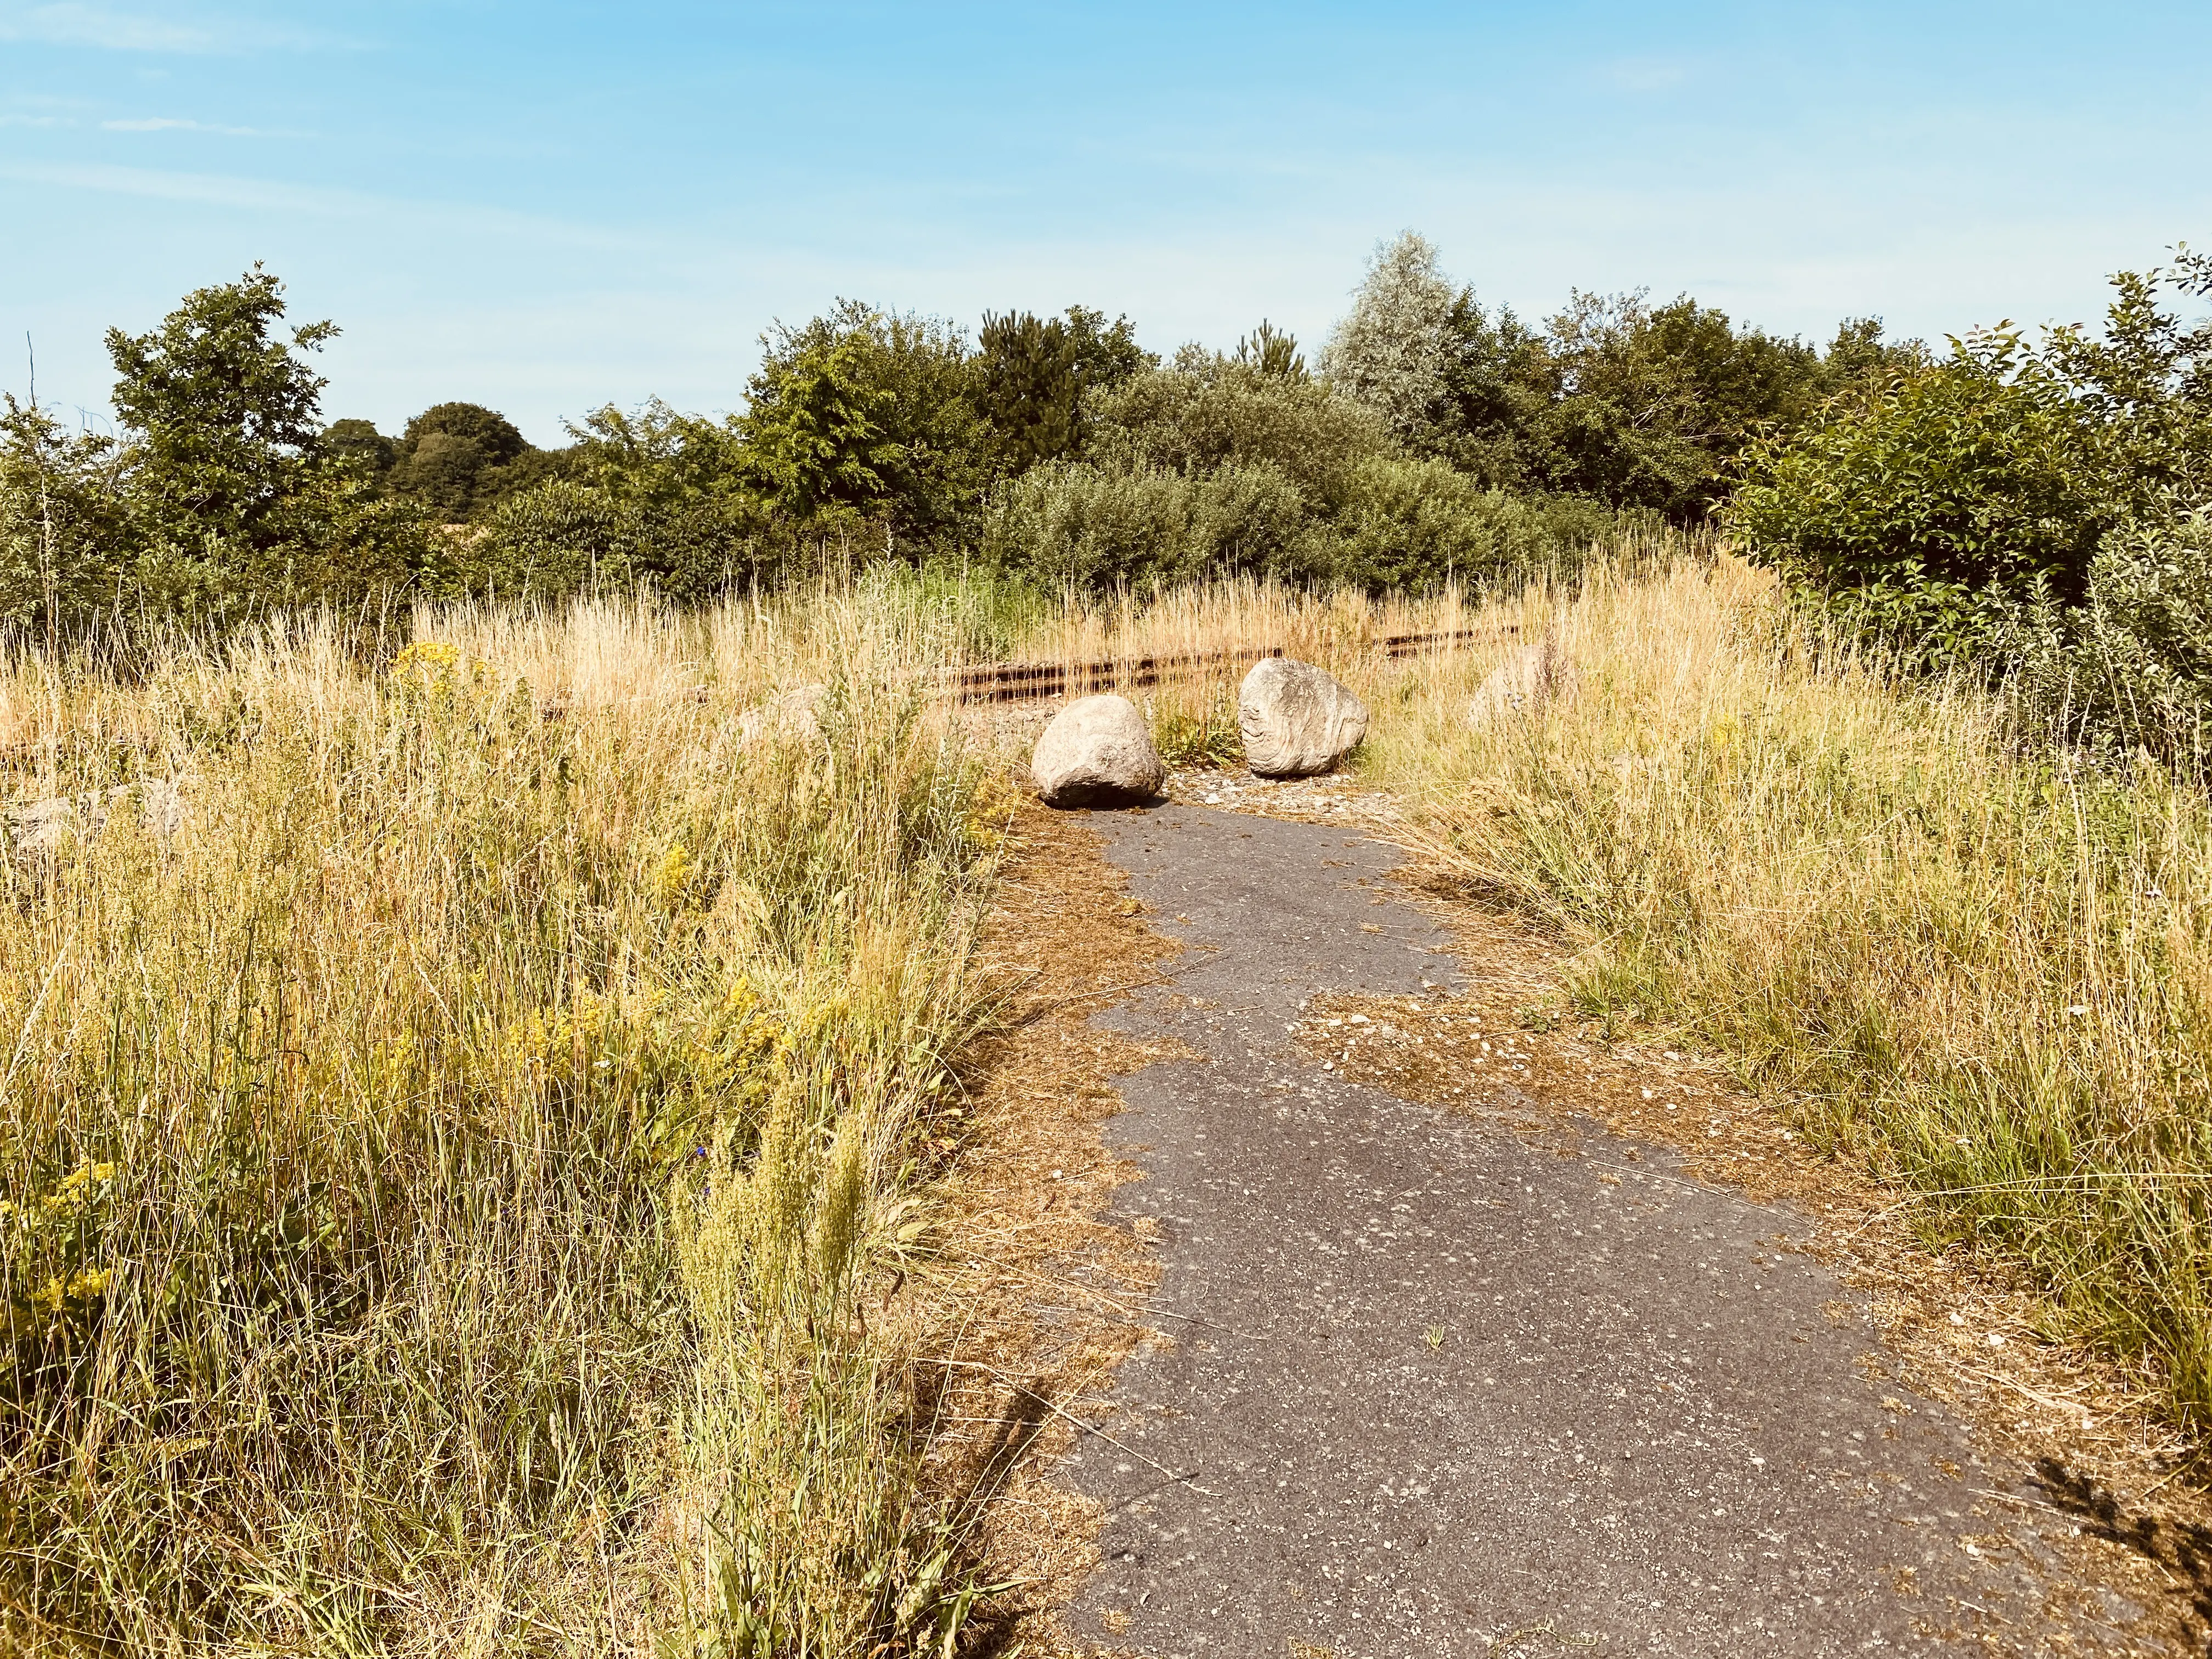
<box><xmin>1054</xmin><ymin>803</ymin><xmax>2137</xmax><ymax>1658</ymax></box>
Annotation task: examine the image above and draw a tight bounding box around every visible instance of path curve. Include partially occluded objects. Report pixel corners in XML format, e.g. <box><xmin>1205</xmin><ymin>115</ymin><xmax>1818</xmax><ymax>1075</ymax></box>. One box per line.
<box><xmin>1054</xmin><ymin>803</ymin><xmax>2140</xmax><ymax>1658</ymax></box>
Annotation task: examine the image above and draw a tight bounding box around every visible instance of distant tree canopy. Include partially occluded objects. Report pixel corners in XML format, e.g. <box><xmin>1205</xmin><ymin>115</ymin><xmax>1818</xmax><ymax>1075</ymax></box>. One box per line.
<box><xmin>1323</xmin><ymin>230</ymin><xmax>1927</xmax><ymax>521</ymax></box>
<box><xmin>330</xmin><ymin>400</ymin><xmax>560</xmax><ymax>521</ymax></box>
<box><xmin>35</xmin><ymin>237</ymin><xmax>2196</xmax><ymax>635</ymax></box>
<box><xmin>325</xmin><ymin>417</ymin><xmax>394</xmax><ymax>477</ymax></box>
<box><xmin>973</xmin><ymin>306</ymin><xmax>1152</xmax><ymax>471</ymax></box>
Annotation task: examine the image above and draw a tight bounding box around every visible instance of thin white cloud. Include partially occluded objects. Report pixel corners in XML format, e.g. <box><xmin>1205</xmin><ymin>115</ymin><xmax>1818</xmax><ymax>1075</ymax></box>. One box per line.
<box><xmin>0</xmin><ymin>4</ymin><xmax>215</xmax><ymax>50</ymax></box>
<box><xmin>0</xmin><ymin>158</ymin><xmax>368</xmax><ymax>213</ymax></box>
<box><xmin>0</xmin><ymin>112</ymin><xmax>70</xmax><ymax>127</ymax></box>
<box><xmin>0</xmin><ymin>4</ymin><xmax>349</xmax><ymax>52</ymax></box>
<box><xmin>102</xmin><ymin>116</ymin><xmax>269</xmax><ymax>136</ymax></box>
<box><xmin>0</xmin><ymin>159</ymin><xmax>648</xmax><ymax>252</ymax></box>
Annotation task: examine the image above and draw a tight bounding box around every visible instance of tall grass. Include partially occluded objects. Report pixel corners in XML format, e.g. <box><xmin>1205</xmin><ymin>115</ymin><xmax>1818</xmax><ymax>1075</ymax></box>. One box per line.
<box><xmin>0</xmin><ymin>596</ymin><xmax>1003</xmax><ymax>1654</ymax></box>
<box><xmin>1372</xmin><ymin>552</ymin><xmax>2212</xmax><ymax>1421</ymax></box>
<box><xmin>30</xmin><ymin>540</ymin><xmax>2181</xmax><ymax>1651</ymax></box>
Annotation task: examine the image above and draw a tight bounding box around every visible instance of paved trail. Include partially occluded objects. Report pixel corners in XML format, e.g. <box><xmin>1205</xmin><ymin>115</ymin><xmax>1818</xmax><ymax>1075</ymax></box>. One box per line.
<box><xmin>1056</xmin><ymin>804</ymin><xmax>2136</xmax><ymax>1658</ymax></box>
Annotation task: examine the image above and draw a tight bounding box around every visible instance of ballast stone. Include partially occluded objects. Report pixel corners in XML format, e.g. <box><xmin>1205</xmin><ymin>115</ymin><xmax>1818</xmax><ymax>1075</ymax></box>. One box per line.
<box><xmin>1031</xmin><ymin>695</ymin><xmax>1166</xmax><ymax>808</ymax></box>
<box><xmin>1238</xmin><ymin>657</ymin><xmax>1369</xmax><ymax>777</ymax></box>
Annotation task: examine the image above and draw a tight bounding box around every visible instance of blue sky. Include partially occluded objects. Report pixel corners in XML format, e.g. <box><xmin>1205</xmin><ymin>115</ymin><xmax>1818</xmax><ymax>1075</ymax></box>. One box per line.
<box><xmin>3</xmin><ymin>1</ymin><xmax>2207</xmax><ymax>445</ymax></box>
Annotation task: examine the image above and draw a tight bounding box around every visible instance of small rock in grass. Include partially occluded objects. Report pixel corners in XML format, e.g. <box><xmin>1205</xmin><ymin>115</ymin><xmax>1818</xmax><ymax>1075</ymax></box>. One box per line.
<box><xmin>1467</xmin><ymin>635</ymin><xmax>1580</xmax><ymax>727</ymax></box>
<box><xmin>737</xmin><ymin>684</ymin><xmax>826</xmax><ymax>747</ymax></box>
<box><xmin>1031</xmin><ymin>695</ymin><xmax>1165</xmax><ymax>808</ymax></box>
<box><xmin>8</xmin><ymin>780</ymin><xmax>188</xmax><ymax>856</ymax></box>
<box><xmin>1238</xmin><ymin>657</ymin><xmax>1369</xmax><ymax>777</ymax></box>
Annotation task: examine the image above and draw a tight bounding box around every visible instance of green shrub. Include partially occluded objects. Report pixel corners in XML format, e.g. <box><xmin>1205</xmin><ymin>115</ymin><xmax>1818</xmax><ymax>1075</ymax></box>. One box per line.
<box><xmin>1728</xmin><ymin>256</ymin><xmax>2212</xmax><ymax>665</ymax></box>
<box><xmin>1082</xmin><ymin>355</ymin><xmax>1391</xmax><ymax>511</ymax></box>
<box><xmin>1329</xmin><ymin>454</ymin><xmax>1613</xmax><ymax>589</ymax></box>
<box><xmin>453</xmin><ymin>477</ymin><xmax>774</xmax><ymax>602</ymax></box>
<box><xmin>2009</xmin><ymin>511</ymin><xmax>2212</xmax><ymax>771</ymax></box>
<box><xmin>0</xmin><ymin>397</ymin><xmax>129</xmax><ymax>639</ymax></box>
<box><xmin>1726</xmin><ymin>355</ymin><xmax>2113</xmax><ymax>658</ymax></box>
<box><xmin>981</xmin><ymin>458</ymin><xmax>1319</xmax><ymax>589</ymax></box>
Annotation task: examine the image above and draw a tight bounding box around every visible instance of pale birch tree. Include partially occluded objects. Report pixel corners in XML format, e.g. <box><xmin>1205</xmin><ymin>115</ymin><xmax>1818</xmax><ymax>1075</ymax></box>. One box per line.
<box><xmin>1319</xmin><ymin>231</ymin><xmax>1460</xmax><ymax>440</ymax></box>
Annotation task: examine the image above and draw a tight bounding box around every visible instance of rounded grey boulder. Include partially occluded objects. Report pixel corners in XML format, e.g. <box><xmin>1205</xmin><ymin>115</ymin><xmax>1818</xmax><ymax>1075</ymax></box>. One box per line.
<box><xmin>1031</xmin><ymin>695</ymin><xmax>1166</xmax><ymax>808</ymax></box>
<box><xmin>1238</xmin><ymin>657</ymin><xmax>1369</xmax><ymax>777</ymax></box>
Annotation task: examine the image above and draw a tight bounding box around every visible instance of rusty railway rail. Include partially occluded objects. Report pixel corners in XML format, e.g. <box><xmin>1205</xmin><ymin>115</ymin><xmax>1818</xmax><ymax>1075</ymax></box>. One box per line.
<box><xmin>943</xmin><ymin>624</ymin><xmax>1511</xmax><ymax>706</ymax></box>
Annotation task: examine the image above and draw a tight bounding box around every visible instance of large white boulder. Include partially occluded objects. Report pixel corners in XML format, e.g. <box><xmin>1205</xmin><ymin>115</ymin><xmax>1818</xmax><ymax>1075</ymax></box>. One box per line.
<box><xmin>1238</xmin><ymin>658</ymin><xmax>1369</xmax><ymax>777</ymax></box>
<box><xmin>1031</xmin><ymin>695</ymin><xmax>1165</xmax><ymax>808</ymax></box>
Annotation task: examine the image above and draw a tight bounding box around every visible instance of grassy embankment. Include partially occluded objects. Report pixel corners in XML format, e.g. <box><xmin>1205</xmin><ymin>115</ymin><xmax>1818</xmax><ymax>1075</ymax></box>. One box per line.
<box><xmin>1365</xmin><ymin>552</ymin><xmax>2212</xmax><ymax>1426</ymax></box>
<box><xmin>13</xmin><ymin>539</ymin><xmax>2212</xmax><ymax>1651</ymax></box>
<box><xmin>0</xmin><ymin>596</ymin><xmax>1013</xmax><ymax>1655</ymax></box>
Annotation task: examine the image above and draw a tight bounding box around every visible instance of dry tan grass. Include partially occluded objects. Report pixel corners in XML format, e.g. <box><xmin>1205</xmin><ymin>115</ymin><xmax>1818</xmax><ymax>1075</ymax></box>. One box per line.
<box><xmin>0</xmin><ymin>595</ymin><xmax>1012</xmax><ymax>1656</ymax></box>
<box><xmin>879</xmin><ymin>800</ymin><xmax>1189</xmax><ymax>1656</ymax></box>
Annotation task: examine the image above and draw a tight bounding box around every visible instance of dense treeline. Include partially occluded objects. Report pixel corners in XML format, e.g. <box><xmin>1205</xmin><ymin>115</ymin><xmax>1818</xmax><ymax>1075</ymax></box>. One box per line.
<box><xmin>0</xmin><ymin>236</ymin><xmax>1918</xmax><ymax>635</ymax></box>
<box><xmin>11</xmin><ymin>233</ymin><xmax>2208</xmax><ymax>755</ymax></box>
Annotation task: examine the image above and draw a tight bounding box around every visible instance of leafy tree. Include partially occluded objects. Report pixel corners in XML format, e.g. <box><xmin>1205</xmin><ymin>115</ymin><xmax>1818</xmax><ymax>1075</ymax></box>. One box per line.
<box><xmin>735</xmin><ymin>300</ymin><xmax>988</xmax><ymax>543</ymax></box>
<box><xmin>106</xmin><ymin>264</ymin><xmax>336</xmax><ymax>554</ymax></box>
<box><xmin>100</xmin><ymin>267</ymin><xmax>425</xmax><ymax>617</ymax></box>
<box><xmin>1419</xmin><ymin>290</ymin><xmax>1835</xmax><ymax>517</ymax></box>
<box><xmin>567</xmin><ymin>398</ymin><xmax>748</xmax><ymax>508</ymax></box>
<box><xmin>1061</xmin><ymin>305</ymin><xmax>1152</xmax><ymax>391</ymax></box>
<box><xmin>384</xmin><ymin>402</ymin><xmax>548</xmax><ymax>518</ymax></box>
<box><xmin>1325</xmin><ymin>236</ymin><xmax>1853</xmax><ymax>518</ymax></box>
<box><xmin>1818</xmin><ymin>317</ymin><xmax>1931</xmax><ymax>393</ymax></box>
<box><xmin>1420</xmin><ymin>292</ymin><xmax>1554</xmax><ymax>492</ymax></box>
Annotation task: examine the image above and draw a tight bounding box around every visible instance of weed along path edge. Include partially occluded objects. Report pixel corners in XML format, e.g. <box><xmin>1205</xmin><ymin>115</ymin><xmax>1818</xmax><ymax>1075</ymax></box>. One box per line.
<box><xmin>1040</xmin><ymin>802</ymin><xmax>2151</xmax><ymax>1658</ymax></box>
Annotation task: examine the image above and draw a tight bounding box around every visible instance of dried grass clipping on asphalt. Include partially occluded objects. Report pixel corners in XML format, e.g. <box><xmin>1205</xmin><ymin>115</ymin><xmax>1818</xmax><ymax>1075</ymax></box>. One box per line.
<box><xmin>896</xmin><ymin>799</ymin><xmax>1182</xmax><ymax>1656</ymax></box>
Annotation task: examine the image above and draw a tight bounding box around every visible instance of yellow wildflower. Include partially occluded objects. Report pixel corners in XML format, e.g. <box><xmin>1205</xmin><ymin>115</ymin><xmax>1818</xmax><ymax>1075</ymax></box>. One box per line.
<box><xmin>653</xmin><ymin>844</ymin><xmax>697</xmax><ymax>909</ymax></box>
<box><xmin>35</xmin><ymin>1159</ymin><xmax>116</xmax><ymax>1218</ymax></box>
<box><xmin>387</xmin><ymin>640</ymin><xmax>479</xmax><ymax>701</ymax></box>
